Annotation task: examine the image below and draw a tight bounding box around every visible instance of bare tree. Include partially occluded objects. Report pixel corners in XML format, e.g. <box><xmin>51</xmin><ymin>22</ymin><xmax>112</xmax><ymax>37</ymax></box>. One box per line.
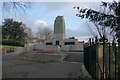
<box><xmin>78</xmin><ymin>4</ymin><xmax>116</xmax><ymax>41</ymax></box>
<box><xmin>87</xmin><ymin>22</ymin><xmax>106</xmax><ymax>36</ymax></box>
<box><xmin>75</xmin><ymin>1</ymin><xmax>120</xmax><ymax>78</ymax></box>
<box><xmin>36</xmin><ymin>27</ymin><xmax>53</xmax><ymax>43</ymax></box>
<box><xmin>2</xmin><ymin>1</ymin><xmax>31</xmax><ymax>14</ymax></box>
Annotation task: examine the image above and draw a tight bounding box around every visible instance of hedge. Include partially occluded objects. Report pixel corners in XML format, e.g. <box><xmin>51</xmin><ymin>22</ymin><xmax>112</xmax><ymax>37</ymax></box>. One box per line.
<box><xmin>2</xmin><ymin>39</ymin><xmax>25</xmax><ymax>47</ymax></box>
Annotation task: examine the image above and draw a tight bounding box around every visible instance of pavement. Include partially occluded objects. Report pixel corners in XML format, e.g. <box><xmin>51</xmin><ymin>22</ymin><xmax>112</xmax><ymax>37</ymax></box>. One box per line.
<box><xmin>2</xmin><ymin>54</ymin><xmax>83</xmax><ymax>78</ymax></box>
<box><xmin>63</xmin><ymin>52</ymin><xmax>84</xmax><ymax>62</ymax></box>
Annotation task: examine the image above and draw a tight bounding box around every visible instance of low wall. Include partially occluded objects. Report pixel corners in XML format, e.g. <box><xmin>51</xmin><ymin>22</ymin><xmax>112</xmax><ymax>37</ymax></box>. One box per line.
<box><xmin>61</xmin><ymin>45</ymin><xmax>84</xmax><ymax>52</ymax></box>
<box><xmin>35</xmin><ymin>43</ymin><xmax>84</xmax><ymax>52</ymax></box>
<box><xmin>35</xmin><ymin>43</ymin><xmax>60</xmax><ymax>52</ymax></box>
<box><xmin>1</xmin><ymin>44</ymin><xmax>35</xmax><ymax>55</ymax></box>
<box><xmin>0</xmin><ymin>45</ymin><xmax>2</xmax><ymax>54</ymax></box>
<box><xmin>1</xmin><ymin>46</ymin><xmax>24</xmax><ymax>55</ymax></box>
<box><xmin>25</xmin><ymin>44</ymin><xmax>35</xmax><ymax>52</ymax></box>
<box><xmin>13</xmin><ymin>47</ymin><xmax>25</xmax><ymax>55</ymax></box>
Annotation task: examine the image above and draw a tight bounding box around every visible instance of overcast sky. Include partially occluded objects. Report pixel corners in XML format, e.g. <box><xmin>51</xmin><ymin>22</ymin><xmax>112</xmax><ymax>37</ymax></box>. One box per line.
<box><xmin>1</xmin><ymin>0</ymin><xmax>119</xmax><ymax>41</ymax></box>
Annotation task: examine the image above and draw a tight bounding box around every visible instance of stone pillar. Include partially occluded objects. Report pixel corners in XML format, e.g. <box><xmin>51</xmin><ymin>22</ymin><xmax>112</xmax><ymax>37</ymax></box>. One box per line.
<box><xmin>54</xmin><ymin>16</ymin><xmax>66</xmax><ymax>40</ymax></box>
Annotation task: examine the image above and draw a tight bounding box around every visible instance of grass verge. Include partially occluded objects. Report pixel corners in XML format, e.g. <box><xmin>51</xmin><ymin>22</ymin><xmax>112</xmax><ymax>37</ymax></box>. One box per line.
<box><xmin>17</xmin><ymin>54</ymin><xmax>58</xmax><ymax>63</ymax></box>
<box><xmin>4</xmin><ymin>45</ymin><xmax>23</xmax><ymax>48</ymax></box>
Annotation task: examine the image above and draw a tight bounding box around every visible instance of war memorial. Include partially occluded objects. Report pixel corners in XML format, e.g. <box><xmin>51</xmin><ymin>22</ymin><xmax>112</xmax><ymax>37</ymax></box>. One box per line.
<box><xmin>35</xmin><ymin>16</ymin><xmax>84</xmax><ymax>52</ymax></box>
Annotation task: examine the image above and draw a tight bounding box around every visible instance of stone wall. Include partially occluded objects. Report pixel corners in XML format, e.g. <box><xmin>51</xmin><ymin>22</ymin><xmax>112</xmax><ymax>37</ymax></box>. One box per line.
<box><xmin>35</xmin><ymin>43</ymin><xmax>84</xmax><ymax>52</ymax></box>
<box><xmin>13</xmin><ymin>47</ymin><xmax>25</xmax><ymax>55</ymax></box>
<box><xmin>1</xmin><ymin>44</ymin><xmax>35</xmax><ymax>55</ymax></box>
<box><xmin>25</xmin><ymin>44</ymin><xmax>35</xmax><ymax>52</ymax></box>
<box><xmin>35</xmin><ymin>43</ymin><xmax>60</xmax><ymax>52</ymax></box>
<box><xmin>0</xmin><ymin>45</ymin><xmax>2</xmax><ymax>54</ymax></box>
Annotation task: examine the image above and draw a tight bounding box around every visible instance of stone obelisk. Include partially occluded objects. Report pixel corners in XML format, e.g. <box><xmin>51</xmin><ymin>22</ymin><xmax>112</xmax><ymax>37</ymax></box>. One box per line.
<box><xmin>54</xmin><ymin>16</ymin><xmax>66</xmax><ymax>40</ymax></box>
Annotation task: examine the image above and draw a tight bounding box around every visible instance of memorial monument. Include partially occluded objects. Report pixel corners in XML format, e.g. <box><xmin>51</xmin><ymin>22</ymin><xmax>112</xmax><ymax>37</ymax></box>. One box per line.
<box><xmin>35</xmin><ymin>16</ymin><xmax>84</xmax><ymax>52</ymax></box>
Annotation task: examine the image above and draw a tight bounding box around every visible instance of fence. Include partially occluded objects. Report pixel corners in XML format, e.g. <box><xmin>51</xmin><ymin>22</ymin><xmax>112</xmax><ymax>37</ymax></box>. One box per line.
<box><xmin>84</xmin><ymin>38</ymin><xmax>119</xmax><ymax>80</ymax></box>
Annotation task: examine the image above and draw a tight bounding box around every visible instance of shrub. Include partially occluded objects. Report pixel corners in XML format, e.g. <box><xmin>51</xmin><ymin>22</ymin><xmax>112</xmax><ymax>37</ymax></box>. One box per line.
<box><xmin>2</xmin><ymin>39</ymin><xmax>25</xmax><ymax>47</ymax></box>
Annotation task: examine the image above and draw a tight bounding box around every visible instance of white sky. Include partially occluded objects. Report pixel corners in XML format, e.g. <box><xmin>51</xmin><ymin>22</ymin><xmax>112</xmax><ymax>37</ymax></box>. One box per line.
<box><xmin>1</xmin><ymin>0</ymin><xmax>119</xmax><ymax>41</ymax></box>
<box><xmin>1</xmin><ymin>0</ymin><xmax>119</xmax><ymax>2</ymax></box>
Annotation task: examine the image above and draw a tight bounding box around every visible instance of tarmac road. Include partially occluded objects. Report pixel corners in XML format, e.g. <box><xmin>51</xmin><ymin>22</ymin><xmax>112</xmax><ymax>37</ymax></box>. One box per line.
<box><xmin>2</xmin><ymin>55</ymin><xmax>83</xmax><ymax>78</ymax></box>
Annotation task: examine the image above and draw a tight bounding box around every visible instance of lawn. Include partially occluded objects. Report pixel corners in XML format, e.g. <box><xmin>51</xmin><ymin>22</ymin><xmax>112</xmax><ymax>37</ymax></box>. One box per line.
<box><xmin>5</xmin><ymin>45</ymin><xmax>16</xmax><ymax>48</ymax></box>
<box><xmin>4</xmin><ymin>45</ymin><xmax>23</xmax><ymax>48</ymax></box>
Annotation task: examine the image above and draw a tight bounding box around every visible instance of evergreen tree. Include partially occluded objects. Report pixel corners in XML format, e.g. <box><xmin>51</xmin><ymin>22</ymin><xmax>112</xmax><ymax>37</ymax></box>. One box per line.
<box><xmin>2</xmin><ymin>18</ymin><xmax>28</xmax><ymax>46</ymax></box>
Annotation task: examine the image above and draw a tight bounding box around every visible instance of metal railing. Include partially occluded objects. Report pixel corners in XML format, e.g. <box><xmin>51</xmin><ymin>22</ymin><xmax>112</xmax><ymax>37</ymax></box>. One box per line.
<box><xmin>84</xmin><ymin>38</ymin><xmax>119</xmax><ymax>80</ymax></box>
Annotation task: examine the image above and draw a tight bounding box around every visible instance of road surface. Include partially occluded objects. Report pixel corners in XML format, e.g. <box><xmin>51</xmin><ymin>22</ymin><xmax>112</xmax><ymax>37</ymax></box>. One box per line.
<box><xmin>2</xmin><ymin>55</ymin><xmax>83</xmax><ymax>78</ymax></box>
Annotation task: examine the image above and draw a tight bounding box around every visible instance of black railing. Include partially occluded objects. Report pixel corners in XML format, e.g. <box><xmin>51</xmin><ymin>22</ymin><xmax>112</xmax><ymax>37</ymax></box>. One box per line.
<box><xmin>84</xmin><ymin>38</ymin><xmax>119</xmax><ymax>80</ymax></box>
<box><xmin>84</xmin><ymin>43</ymin><xmax>98</xmax><ymax>79</ymax></box>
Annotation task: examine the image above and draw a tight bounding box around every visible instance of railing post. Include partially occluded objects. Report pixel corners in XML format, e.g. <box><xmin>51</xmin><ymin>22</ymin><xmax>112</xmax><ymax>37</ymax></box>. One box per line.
<box><xmin>97</xmin><ymin>42</ymin><xmax>104</xmax><ymax>80</ymax></box>
<box><xmin>114</xmin><ymin>42</ymin><xmax>117</xmax><ymax>80</ymax></box>
<box><xmin>103</xmin><ymin>40</ymin><xmax>105</xmax><ymax>80</ymax></box>
<box><xmin>108</xmin><ymin>43</ymin><xmax>111</xmax><ymax>80</ymax></box>
<box><xmin>99</xmin><ymin>36</ymin><xmax>108</xmax><ymax>80</ymax></box>
<box><xmin>117</xmin><ymin>39</ymin><xmax>120</xmax><ymax>80</ymax></box>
